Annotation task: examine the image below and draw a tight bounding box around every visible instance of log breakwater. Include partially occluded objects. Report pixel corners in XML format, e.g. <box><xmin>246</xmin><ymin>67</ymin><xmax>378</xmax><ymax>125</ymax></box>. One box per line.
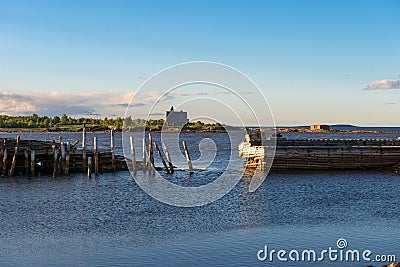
<box><xmin>239</xmin><ymin>132</ymin><xmax>400</xmax><ymax>171</ymax></box>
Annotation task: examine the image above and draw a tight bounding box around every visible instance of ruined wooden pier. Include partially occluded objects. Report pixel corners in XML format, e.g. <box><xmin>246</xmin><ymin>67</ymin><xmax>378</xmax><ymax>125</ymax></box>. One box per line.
<box><xmin>0</xmin><ymin>127</ymin><xmax>195</xmax><ymax>177</ymax></box>
<box><xmin>0</xmin><ymin>137</ymin><xmax>129</xmax><ymax>178</ymax></box>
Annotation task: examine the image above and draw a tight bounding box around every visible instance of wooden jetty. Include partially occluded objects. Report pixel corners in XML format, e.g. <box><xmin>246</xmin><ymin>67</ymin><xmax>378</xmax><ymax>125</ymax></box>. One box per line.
<box><xmin>239</xmin><ymin>131</ymin><xmax>400</xmax><ymax>171</ymax></box>
<box><xmin>0</xmin><ymin>137</ymin><xmax>130</xmax><ymax>177</ymax></box>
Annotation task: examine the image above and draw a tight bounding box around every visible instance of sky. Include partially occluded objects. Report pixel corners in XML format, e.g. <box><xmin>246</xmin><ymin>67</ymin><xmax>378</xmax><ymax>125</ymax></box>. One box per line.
<box><xmin>0</xmin><ymin>0</ymin><xmax>399</xmax><ymax>126</ymax></box>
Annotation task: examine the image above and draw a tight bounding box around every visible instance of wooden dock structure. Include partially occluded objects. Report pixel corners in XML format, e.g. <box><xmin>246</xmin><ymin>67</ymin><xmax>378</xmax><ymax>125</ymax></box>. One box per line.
<box><xmin>0</xmin><ymin>137</ymin><xmax>130</xmax><ymax>177</ymax></box>
<box><xmin>0</xmin><ymin>128</ymin><xmax>196</xmax><ymax>177</ymax></box>
<box><xmin>239</xmin><ymin>132</ymin><xmax>400</xmax><ymax>171</ymax></box>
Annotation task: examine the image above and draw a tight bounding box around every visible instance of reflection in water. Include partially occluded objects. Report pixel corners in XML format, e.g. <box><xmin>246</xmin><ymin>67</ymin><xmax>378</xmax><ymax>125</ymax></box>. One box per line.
<box><xmin>0</xmin><ymin>132</ymin><xmax>399</xmax><ymax>266</ymax></box>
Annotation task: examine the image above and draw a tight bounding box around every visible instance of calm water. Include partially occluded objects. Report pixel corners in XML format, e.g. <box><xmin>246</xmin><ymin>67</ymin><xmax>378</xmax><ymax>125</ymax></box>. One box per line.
<box><xmin>0</xmin><ymin>131</ymin><xmax>399</xmax><ymax>266</ymax></box>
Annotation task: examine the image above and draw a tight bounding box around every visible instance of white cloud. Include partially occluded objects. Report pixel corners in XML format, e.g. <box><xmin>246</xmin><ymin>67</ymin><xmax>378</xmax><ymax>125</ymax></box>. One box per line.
<box><xmin>0</xmin><ymin>89</ymin><xmax>254</xmax><ymax>118</ymax></box>
<box><xmin>0</xmin><ymin>91</ymin><xmax>135</xmax><ymax>117</ymax></box>
<box><xmin>366</xmin><ymin>79</ymin><xmax>400</xmax><ymax>90</ymax></box>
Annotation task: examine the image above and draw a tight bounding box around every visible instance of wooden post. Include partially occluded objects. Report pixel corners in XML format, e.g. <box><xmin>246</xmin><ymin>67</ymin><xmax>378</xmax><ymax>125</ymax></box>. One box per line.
<box><xmin>142</xmin><ymin>138</ymin><xmax>147</xmax><ymax>171</ymax></box>
<box><xmin>182</xmin><ymin>141</ymin><xmax>194</xmax><ymax>173</ymax></box>
<box><xmin>9</xmin><ymin>136</ymin><xmax>20</xmax><ymax>176</ymax></box>
<box><xmin>53</xmin><ymin>145</ymin><xmax>58</xmax><ymax>178</ymax></box>
<box><xmin>24</xmin><ymin>149</ymin><xmax>29</xmax><ymax>174</ymax></box>
<box><xmin>2</xmin><ymin>148</ymin><xmax>7</xmax><ymax>177</ymax></box>
<box><xmin>162</xmin><ymin>143</ymin><xmax>174</xmax><ymax>173</ymax></box>
<box><xmin>59</xmin><ymin>136</ymin><xmax>62</xmax><ymax>144</ymax></box>
<box><xmin>130</xmin><ymin>136</ymin><xmax>137</xmax><ymax>174</ymax></box>
<box><xmin>72</xmin><ymin>140</ymin><xmax>79</xmax><ymax>149</ymax></box>
<box><xmin>94</xmin><ymin>137</ymin><xmax>98</xmax><ymax>175</ymax></box>
<box><xmin>60</xmin><ymin>142</ymin><xmax>66</xmax><ymax>174</ymax></box>
<box><xmin>111</xmin><ymin>129</ymin><xmax>115</xmax><ymax>172</ymax></box>
<box><xmin>0</xmin><ymin>148</ymin><xmax>2</xmax><ymax>175</ymax></box>
<box><xmin>82</xmin><ymin>124</ymin><xmax>86</xmax><ymax>171</ymax></box>
<box><xmin>154</xmin><ymin>142</ymin><xmax>170</xmax><ymax>174</ymax></box>
<box><xmin>31</xmin><ymin>150</ymin><xmax>35</xmax><ymax>176</ymax></box>
<box><xmin>65</xmin><ymin>141</ymin><xmax>70</xmax><ymax>175</ymax></box>
<box><xmin>65</xmin><ymin>152</ymin><xmax>70</xmax><ymax>175</ymax></box>
<box><xmin>82</xmin><ymin>124</ymin><xmax>86</xmax><ymax>149</ymax></box>
<box><xmin>148</xmin><ymin>134</ymin><xmax>154</xmax><ymax>172</ymax></box>
<box><xmin>82</xmin><ymin>150</ymin><xmax>86</xmax><ymax>172</ymax></box>
<box><xmin>87</xmin><ymin>156</ymin><xmax>92</xmax><ymax>178</ymax></box>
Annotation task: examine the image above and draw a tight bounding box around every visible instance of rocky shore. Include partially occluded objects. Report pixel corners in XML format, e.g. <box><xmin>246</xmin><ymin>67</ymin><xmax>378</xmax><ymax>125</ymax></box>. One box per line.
<box><xmin>277</xmin><ymin>127</ymin><xmax>400</xmax><ymax>135</ymax></box>
<box><xmin>364</xmin><ymin>262</ymin><xmax>400</xmax><ymax>267</ymax></box>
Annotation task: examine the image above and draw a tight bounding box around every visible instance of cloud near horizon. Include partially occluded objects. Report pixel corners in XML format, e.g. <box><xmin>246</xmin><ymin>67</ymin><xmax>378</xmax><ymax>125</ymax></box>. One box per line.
<box><xmin>0</xmin><ymin>91</ymin><xmax>135</xmax><ymax>117</ymax></box>
<box><xmin>366</xmin><ymin>79</ymin><xmax>400</xmax><ymax>90</ymax></box>
<box><xmin>0</xmin><ymin>89</ymin><xmax>254</xmax><ymax>118</ymax></box>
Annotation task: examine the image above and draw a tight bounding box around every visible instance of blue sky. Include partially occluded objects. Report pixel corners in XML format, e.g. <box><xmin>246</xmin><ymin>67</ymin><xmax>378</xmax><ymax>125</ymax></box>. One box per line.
<box><xmin>1</xmin><ymin>0</ymin><xmax>399</xmax><ymax>125</ymax></box>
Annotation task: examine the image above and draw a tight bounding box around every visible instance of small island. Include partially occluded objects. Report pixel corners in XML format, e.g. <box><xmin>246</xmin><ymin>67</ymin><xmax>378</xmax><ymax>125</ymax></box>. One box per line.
<box><xmin>0</xmin><ymin>113</ymin><xmax>229</xmax><ymax>133</ymax></box>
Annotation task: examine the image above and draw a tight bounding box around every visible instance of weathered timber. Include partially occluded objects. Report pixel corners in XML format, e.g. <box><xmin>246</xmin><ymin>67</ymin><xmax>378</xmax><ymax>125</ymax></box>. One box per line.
<box><xmin>9</xmin><ymin>136</ymin><xmax>20</xmax><ymax>176</ymax></box>
<box><xmin>30</xmin><ymin>150</ymin><xmax>35</xmax><ymax>175</ymax></box>
<box><xmin>82</xmin><ymin>125</ymin><xmax>86</xmax><ymax>171</ymax></box>
<box><xmin>0</xmin><ymin>135</ymin><xmax>198</xmax><ymax>177</ymax></box>
<box><xmin>0</xmin><ymin>137</ymin><xmax>130</xmax><ymax>176</ymax></box>
<box><xmin>239</xmin><ymin>132</ymin><xmax>400</xmax><ymax>171</ymax></box>
<box><xmin>182</xmin><ymin>141</ymin><xmax>194</xmax><ymax>173</ymax></box>
<box><xmin>148</xmin><ymin>134</ymin><xmax>154</xmax><ymax>174</ymax></box>
<box><xmin>162</xmin><ymin>143</ymin><xmax>174</xmax><ymax>173</ymax></box>
<box><xmin>60</xmin><ymin>142</ymin><xmax>66</xmax><ymax>174</ymax></box>
<box><xmin>3</xmin><ymin>147</ymin><xmax>7</xmax><ymax>177</ymax></box>
<box><xmin>65</xmin><ymin>152</ymin><xmax>70</xmax><ymax>175</ymax></box>
<box><xmin>53</xmin><ymin>145</ymin><xmax>59</xmax><ymax>178</ymax></box>
<box><xmin>24</xmin><ymin>149</ymin><xmax>29</xmax><ymax>174</ymax></box>
<box><xmin>153</xmin><ymin>142</ymin><xmax>170</xmax><ymax>174</ymax></box>
<box><xmin>88</xmin><ymin>156</ymin><xmax>92</xmax><ymax>178</ymax></box>
<box><xmin>142</xmin><ymin>138</ymin><xmax>147</xmax><ymax>171</ymax></box>
<box><xmin>130</xmin><ymin>136</ymin><xmax>137</xmax><ymax>175</ymax></box>
<box><xmin>94</xmin><ymin>137</ymin><xmax>99</xmax><ymax>175</ymax></box>
<box><xmin>110</xmin><ymin>129</ymin><xmax>115</xmax><ymax>172</ymax></box>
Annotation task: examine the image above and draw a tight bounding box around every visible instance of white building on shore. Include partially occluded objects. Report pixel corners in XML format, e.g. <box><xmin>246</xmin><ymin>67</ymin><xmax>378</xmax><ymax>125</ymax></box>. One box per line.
<box><xmin>166</xmin><ymin>106</ymin><xmax>189</xmax><ymax>126</ymax></box>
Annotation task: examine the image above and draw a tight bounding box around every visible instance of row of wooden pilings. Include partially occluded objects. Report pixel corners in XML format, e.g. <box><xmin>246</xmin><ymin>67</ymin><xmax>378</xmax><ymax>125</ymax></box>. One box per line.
<box><xmin>124</xmin><ymin>133</ymin><xmax>194</xmax><ymax>179</ymax></box>
<box><xmin>83</xmin><ymin>128</ymin><xmax>195</xmax><ymax>178</ymax></box>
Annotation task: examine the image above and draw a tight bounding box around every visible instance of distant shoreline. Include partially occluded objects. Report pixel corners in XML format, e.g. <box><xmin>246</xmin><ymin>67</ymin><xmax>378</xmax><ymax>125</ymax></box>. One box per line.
<box><xmin>276</xmin><ymin>127</ymin><xmax>400</xmax><ymax>135</ymax></box>
<box><xmin>0</xmin><ymin>127</ymin><xmax>399</xmax><ymax>135</ymax></box>
<box><xmin>0</xmin><ymin>127</ymin><xmax>229</xmax><ymax>133</ymax></box>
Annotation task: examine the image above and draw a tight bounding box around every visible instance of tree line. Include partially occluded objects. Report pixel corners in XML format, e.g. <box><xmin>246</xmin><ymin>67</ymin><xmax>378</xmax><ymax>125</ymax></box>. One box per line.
<box><xmin>0</xmin><ymin>114</ymin><xmax>124</xmax><ymax>129</ymax></box>
<box><xmin>0</xmin><ymin>114</ymin><xmax>225</xmax><ymax>131</ymax></box>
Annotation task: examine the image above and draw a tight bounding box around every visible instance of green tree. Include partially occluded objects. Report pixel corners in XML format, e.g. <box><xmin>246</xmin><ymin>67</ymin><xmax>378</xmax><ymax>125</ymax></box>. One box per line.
<box><xmin>60</xmin><ymin>114</ymin><xmax>68</xmax><ymax>124</ymax></box>
<box><xmin>43</xmin><ymin>118</ymin><xmax>50</xmax><ymax>127</ymax></box>
<box><xmin>32</xmin><ymin>113</ymin><xmax>39</xmax><ymax>123</ymax></box>
<box><xmin>52</xmin><ymin>116</ymin><xmax>60</xmax><ymax>125</ymax></box>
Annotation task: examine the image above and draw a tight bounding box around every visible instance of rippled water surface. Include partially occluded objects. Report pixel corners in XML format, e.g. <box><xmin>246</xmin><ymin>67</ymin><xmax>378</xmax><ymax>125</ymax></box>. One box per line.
<box><xmin>0</xmin><ymin>131</ymin><xmax>399</xmax><ymax>266</ymax></box>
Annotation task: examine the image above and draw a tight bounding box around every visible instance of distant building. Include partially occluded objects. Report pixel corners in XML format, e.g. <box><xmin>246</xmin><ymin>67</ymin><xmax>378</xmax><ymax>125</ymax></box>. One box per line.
<box><xmin>310</xmin><ymin>124</ymin><xmax>330</xmax><ymax>131</ymax></box>
<box><xmin>166</xmin><ymin>106</ymin><xmax>189</xmax><ymax>126</ymax></box>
